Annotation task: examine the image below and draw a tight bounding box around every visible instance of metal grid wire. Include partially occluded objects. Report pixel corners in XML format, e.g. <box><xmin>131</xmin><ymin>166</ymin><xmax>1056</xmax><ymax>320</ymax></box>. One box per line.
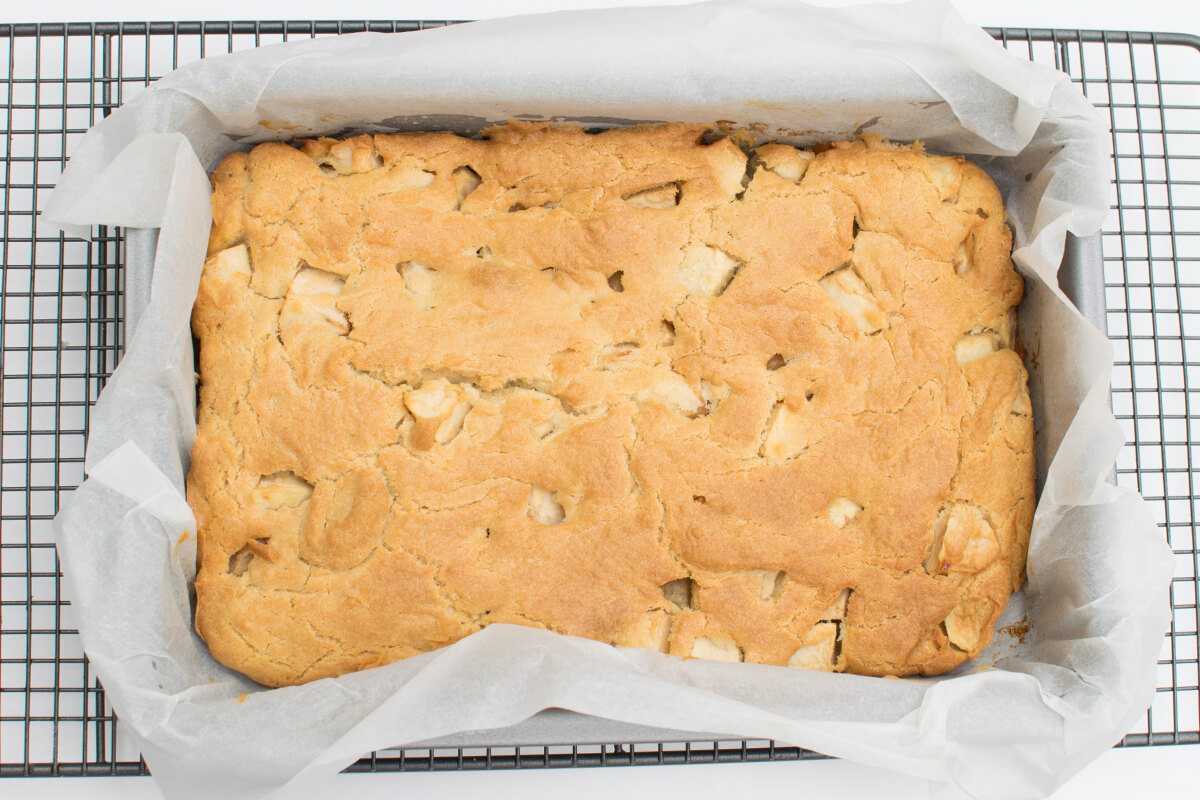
<box><xmin>0</xmin><ymin>20</ymin><xmax>1196</xmax><ymax>778</ymax></box>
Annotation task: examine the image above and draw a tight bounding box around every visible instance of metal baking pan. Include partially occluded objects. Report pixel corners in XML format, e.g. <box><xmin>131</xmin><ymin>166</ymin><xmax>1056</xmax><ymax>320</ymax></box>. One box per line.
<box><xmin>2</xmin><ymin>21</ymin><xmax>1197</xmax><ymax>777</ymax></box>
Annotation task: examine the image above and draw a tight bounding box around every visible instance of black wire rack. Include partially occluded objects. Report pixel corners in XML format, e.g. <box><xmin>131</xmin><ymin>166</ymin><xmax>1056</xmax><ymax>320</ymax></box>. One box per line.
<box><xmin>0</xmin><ymin>19</ymin><xmax>1197</xmax><ymax>778</ymax></box>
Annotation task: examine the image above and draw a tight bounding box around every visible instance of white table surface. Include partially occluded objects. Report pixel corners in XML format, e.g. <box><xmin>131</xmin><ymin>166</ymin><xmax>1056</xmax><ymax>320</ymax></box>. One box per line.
<box><xmin>6</xmin><ymin>1</ymin><xmax>1200</xmax><ymax>798</ymax></box>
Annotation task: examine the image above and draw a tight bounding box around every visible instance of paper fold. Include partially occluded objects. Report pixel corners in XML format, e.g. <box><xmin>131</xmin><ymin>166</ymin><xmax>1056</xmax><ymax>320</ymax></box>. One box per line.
<box><xmin>46</xmin><ymin>2</ymin><xmax>1173</xmax><ymax>799</ymax></box>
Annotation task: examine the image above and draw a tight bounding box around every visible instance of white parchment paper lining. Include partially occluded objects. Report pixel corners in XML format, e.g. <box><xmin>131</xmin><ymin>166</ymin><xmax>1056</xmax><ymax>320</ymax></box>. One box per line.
<box><xmin>42</xmin><ymin>1</ymin><xmax>1175</xmax><ymax>798</ymax></box>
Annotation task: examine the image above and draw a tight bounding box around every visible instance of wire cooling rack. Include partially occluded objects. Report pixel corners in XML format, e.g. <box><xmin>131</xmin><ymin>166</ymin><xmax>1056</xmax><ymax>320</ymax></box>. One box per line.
<box><xmin>0</xmin><ymin>20</ymin><xmax>1198</xmax><ymax>778</ymax></box>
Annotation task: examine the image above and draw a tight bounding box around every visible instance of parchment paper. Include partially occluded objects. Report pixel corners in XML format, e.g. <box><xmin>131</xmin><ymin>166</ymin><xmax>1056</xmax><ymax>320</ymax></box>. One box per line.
<box><xmin>42</xmin><ymin>1</ymin><xmax>1175</xmax><ymax>798</ymax></box>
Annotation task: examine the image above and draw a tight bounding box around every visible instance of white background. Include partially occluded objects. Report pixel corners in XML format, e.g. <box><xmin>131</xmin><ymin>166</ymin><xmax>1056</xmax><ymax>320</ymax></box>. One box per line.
<box><xmin>6</xmin><ymin>0</ymin><xmax>1200</xmax><ymax>798</ymax></box>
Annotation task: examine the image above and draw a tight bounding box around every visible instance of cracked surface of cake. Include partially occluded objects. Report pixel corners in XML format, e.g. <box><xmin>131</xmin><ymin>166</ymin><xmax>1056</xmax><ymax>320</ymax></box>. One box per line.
<box><xmin>189</xmin><ymin>122</ymin><xmax>1034</xmax><ymax>687</ymax></box>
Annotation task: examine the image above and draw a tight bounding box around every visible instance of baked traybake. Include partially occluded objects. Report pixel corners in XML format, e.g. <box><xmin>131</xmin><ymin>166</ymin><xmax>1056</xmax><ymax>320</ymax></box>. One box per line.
<box><xmin>189</xmin><ymin>122</ymin><xmax>1034</xmax><ymax>687</ymax></box>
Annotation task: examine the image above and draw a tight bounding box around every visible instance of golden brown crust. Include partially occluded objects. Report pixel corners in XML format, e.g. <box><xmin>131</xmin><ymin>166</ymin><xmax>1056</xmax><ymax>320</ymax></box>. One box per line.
<box><xmin>190</xmin><ymin>122</ymin><xmax>1033</xmax><ymax>687</ymax></box>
